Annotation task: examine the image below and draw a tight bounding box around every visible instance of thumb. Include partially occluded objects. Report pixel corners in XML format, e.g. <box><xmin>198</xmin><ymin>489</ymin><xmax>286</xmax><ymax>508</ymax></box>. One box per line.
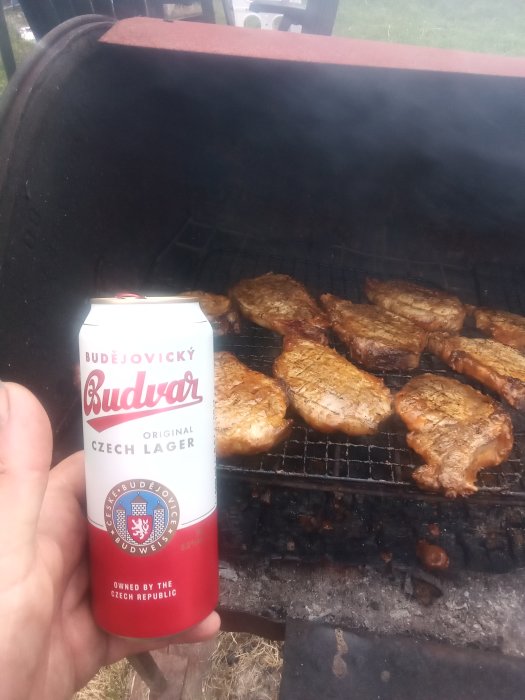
<box><xmin>0</xmin><ymin>382</ymin><xmax>53</xmax><ymax>586</ymax></box>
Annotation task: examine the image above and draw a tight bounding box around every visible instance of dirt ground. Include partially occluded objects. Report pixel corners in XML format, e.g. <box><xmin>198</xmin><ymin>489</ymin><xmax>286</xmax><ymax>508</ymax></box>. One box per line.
<box><xmin>204</xmin><ymin>632</ymin><xmax>282</xmax><ymax>700</ymax></box>
<box><xmin>74</xmin><ymin>632</ymin><xmax>283</xmax><ymax>700</ymax></box>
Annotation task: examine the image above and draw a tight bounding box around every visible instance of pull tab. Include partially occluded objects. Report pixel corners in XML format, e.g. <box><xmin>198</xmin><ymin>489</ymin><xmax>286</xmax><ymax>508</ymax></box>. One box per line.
<box><xmin>115</xmin><ymin>292</ymin><xmax>146</xmax><ymax>299</ymax></box>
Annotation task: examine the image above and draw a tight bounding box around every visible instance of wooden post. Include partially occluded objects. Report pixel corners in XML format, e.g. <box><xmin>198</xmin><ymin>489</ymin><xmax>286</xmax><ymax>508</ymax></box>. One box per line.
<box><xmin>0</xmin><ymin>5</ymin><xmax>16</xmax><ymax>79</ymax></box>
<box><xmin>128</xmin><ymin>652</ymin><xmax>169</xmax><ymax>697</ymax></box>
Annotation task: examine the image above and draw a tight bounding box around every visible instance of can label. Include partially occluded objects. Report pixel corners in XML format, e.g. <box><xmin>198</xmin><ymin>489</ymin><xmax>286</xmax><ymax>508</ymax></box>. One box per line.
<box><xmin>79</xmin><ymin>299</ymin><xmax>218</xmax><ymax>638</ymax></box>
<box><xmin>104</xmin><ymin>479</ymin><xmax>180</xmax><ymax>555</ymax></box>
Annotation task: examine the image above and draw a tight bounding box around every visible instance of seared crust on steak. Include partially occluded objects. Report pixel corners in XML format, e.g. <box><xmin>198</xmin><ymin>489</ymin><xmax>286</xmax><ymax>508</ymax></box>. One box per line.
<box><xmin>320</xmin><ymin>293</ymin><xmax>427</xmax><ymax>371</ymax></box>
<box><xmin>215</xmin><ymin>352</ymin><xmax>292</xmax><ymax>458</ymax></box>
<box><xmin>179</xmin><ymin>291</ymin><xmax>240</xmax><ymax>335</ymax></box>
<box><xmin>428</xmin><ymin>333</ymin><xmax>525</xmax><ymax>410</ymax></box>
<box><xmin>230</xmin><ymin>273</ymin><xmax>329</xmax><ymax>343</ymax></box>
<box><xmin>473</xmin><ymin>307</ymin><xmax>525</xmax><ymax>351</ymax></box>
<box><xmin>365</xmin><ymin>278</ymin><xmax>466</xmax><ymax>332</ymax></box>
<box><xmin>273</xmin><ymin>338</ymin><xmax>393</xmax><ymax>435</ymax></box>
<box><xmin>395</xmin><ymin>374</ymin><xmax>513</xmax><ymax>497</ymax></box>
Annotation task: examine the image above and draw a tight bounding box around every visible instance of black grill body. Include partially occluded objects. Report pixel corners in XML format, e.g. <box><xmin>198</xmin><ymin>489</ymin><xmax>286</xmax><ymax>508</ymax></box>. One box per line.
<box><xmin>2</xmin><ymin>16</ymin><xmax>525</xmax><ymax>571</ymax></box>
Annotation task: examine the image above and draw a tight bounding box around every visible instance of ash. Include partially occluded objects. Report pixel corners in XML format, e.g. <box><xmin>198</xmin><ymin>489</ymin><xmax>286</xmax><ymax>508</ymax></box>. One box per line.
<box><xmin>219</xmin><ymin>560</ymin><xmax>525</xmax><ymax>658</ymax></box>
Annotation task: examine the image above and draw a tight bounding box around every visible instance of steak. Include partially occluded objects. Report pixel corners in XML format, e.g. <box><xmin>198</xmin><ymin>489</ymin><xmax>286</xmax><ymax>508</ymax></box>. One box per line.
<box><xmin>320</xmin><ymin>293</ymin><xmax>427</xmax><ymax>371</ymax></box>
<box><xmin>365</xmin><ymin>278</ymin><xmax>466</xmax><ymax>332</ymax></box>
<box><xmin>179</xmin><ymin>291</ymin><xmax>240</xmax><ymax>335</ymax></box>
<box><xmin>473</xmin><ymin>307</ymin><xmax>525</xmax><ymax>351</ymax></box>
<box><xmin>395</xmin><ymin>373</ymin><xmax>513</xmax><ymax>497</ymax></box>
<box><xmin>214</xmin><ymin>352</ymin><xmax>292</xmax><ymax>458</ymax></box>
<box><xmin>428</xmin><ymin>333</ymin><xmax>525</xmax><ymax>410</ymax></box>
<box><xmin>230</xmin><ymin>273</ymin><xmax>329</xmax><ymax>343</ymax></box>
<box><xmin>273</xmin><ymin>337</ymin><xmax>393</xmax><ymax>435</ymax></box>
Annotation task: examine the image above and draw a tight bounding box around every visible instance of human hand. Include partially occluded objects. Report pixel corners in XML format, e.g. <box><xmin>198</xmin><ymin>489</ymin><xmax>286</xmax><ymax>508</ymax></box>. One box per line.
<box><xmin>0</xmin><ymin>382</ymin><xmax>220</xmax><ymax>700</ymax></box>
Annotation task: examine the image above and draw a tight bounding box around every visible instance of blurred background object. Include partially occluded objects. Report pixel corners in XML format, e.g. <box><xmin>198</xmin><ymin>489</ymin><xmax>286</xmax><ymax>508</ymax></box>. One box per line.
<box><xmin>14</xmin><ymin>0</ymin><xmax>337</xmax><ymax>38</ymax></box>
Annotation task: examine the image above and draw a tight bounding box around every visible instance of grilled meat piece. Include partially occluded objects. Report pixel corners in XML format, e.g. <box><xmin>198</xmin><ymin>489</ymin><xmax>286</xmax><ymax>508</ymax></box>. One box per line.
<box><xmin>179</xmin><ymin>291</ymin><xmax>240</xmax><ymax>335</ymax></box>
<box><xmin>273</xmin><ymin>338</ymin><xmax>393</xmax><ymax>435</ymax></box>
<box><xmin>428</xmin><ymin>333</ymin><xmax>525</xmax><ymax>410</ymax></box>
<box><xmin>320</xmin><ymin>293</ymin><xmax>427</xmax><ymax>371</ymax></box>
<box><xmin>473</xmin><ymin>307</ymin><xmax>525</xmax><ymax>351</ymax></box>
<box><xmin>365</xmin><ymin>278</ymin><xmax>466</xmax><ymax>332</ymax></box>
<box><xmin>395</xmin><ymin>374</ymin><xmax>513</xmax><ymax>497</ymax></box>
<box><xmin>214</xmin><ymin>352</ymin><xmax>291</xmax><ymax>458</ymax></box>
<box><xmin>230</xmin><ymin>273</ymin><xmax>329</xmax><ymax>343</ymax></box>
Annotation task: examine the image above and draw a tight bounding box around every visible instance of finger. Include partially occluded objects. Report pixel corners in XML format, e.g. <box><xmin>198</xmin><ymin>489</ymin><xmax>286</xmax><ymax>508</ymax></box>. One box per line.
<box><xmin>107</xmin><ymin>611</ymin><xmax>221</xmax><ymax>663</ymax></box>
<box><xmin>0</xmin><ymin>382</ymin><xmax>52</xmax><ymax>584</ymax></box>
<box><xmin>48</xmin><ymin>451</ymin><xmax>85</xmax><ymax>505</ymax></box>
<box><xmin>37</xmin><ymin>452</ymin><xmax>87</xmax><ymax>577</ymax></box>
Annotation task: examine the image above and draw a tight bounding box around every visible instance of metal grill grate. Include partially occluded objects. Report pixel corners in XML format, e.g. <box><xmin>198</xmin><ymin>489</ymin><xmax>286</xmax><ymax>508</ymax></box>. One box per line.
<box><xmin>151</xmin><ymin>223</ymin><xmax>525</xmax><ymax>502</ymax></box>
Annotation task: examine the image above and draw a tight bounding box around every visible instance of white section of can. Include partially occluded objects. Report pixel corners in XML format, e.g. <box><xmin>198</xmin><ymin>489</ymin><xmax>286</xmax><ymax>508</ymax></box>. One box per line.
<box><xmin>79</xmin><ymin>298</ymin><xmax>215</xmax><ymax>533</ymax></box>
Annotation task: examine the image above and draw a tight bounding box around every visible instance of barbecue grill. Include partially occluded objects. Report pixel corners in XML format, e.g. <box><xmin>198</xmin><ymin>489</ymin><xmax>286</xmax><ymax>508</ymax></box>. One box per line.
<box><xmin>2</xmin><ymin>14</ymin><xmax>525</xmax><ymax>696</ymax></box>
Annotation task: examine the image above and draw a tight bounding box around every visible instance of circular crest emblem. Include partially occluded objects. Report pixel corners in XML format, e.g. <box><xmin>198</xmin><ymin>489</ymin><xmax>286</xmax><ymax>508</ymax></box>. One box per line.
<box><xmin>104</xmin><ymin>480</ymin><xmax>180</xmax><ymax>556</ymax></box>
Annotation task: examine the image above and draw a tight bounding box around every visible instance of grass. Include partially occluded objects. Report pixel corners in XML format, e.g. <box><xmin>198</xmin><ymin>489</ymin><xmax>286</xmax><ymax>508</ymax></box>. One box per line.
<box><xmin>333</xmin><ymin>0</ymin><xmax>525</xmax><ymax>55</ymax></box>
<box><xmin>73</xmin><ymin>660</ymin><xmax>132</xmax><ymax>700</ymax></box>
<box><xmin>214</xmin><ymin>0</ymin><xmax>525</xmax><ymax>56</ymax></box>
<box><xmin>204</xmin><ymin>632</ymin><xmax>283</xmax><ymax>700</ymax></box>
<box><xmin>72</xmin><ymin>633</ymin><xmax>283</xmax><ymax>700</ymax></box>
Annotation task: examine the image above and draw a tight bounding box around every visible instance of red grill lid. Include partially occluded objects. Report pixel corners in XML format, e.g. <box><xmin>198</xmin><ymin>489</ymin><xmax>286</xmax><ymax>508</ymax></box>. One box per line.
<box><xmin>100</xmin><ymin>17</ymin><xmax>525</xmax><ymax>78</ymax></box>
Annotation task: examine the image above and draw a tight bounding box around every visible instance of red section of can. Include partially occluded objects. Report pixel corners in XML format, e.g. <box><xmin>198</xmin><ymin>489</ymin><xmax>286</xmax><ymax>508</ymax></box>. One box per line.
<box><xmin>88</xmin><ymin>513</ymin><xmax>218</xmax><ymax>638</ymax></box>
<box><xmin>79</xmin><ymin>297</ymin><xmax>217</xmax><ymax>638</ymax></box>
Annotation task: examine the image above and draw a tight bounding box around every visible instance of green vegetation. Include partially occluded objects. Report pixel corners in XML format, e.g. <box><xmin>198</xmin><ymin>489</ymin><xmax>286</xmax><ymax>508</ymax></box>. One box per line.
<box><xmin>214</xmin><ymin>0</ymin><xmax>525</xmax><ymax>56</ymax></box>
<box><xmin>334</xmin><ymin>0</ymin><xmax>525</xmax><ymax>56</ymax></box>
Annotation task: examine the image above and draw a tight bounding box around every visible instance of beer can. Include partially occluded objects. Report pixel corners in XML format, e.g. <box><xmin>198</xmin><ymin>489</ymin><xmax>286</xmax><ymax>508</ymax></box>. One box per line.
<box><xmin>79</xmin><ymin>296</ymin><xmax>218</xmax><ymax>639</ymax></box>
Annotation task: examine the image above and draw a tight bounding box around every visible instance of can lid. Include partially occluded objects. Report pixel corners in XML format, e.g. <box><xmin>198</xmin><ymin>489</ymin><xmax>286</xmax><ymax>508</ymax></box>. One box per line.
<box><xmin>90</xmin><ymin>295</ymin><xmax>199</xmax><ymax>304</ymax></box>
<box><xmin>115</xmin><ymin>292</ymin><xmax>146</xmax><ymax>299</ymax></box>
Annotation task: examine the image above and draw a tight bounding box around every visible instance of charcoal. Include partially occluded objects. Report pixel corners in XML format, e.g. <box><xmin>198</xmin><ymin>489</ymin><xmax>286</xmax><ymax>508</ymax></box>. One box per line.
<box><xmin>376</xmin><ymin>518</ymin><xmax>415</xmax><ymax>565</ymax></box>
<box><xmin>326</xmin><ymin>536</ymin><xmax>376</xmax><ymax>563</ymax></box>
<box><xmin>504</xmin><ymin>507</ymin><xmax>525</xmax><ymax>528</ymax></box>
<box><xmin>295</xmin><ymin>534</ymin><xmax>323</xmax><ymax>559</ymax></box>
<box><xmin>339</xmin><ymin>516</ymin><xmax>369</xmax><ymax>539</ymax></box>
<box><xmin>437</xmin><ymin>532</ymin><xmax>465</xmax><ymax>570</ymax></box>
<box><xmin>217</xmin><ymin>476</ymin><xmax>525</xmax><ymax>573</ymax></box>
<box><xmin>414</xmin><ymin>521</ymin><xmax>441</xmax><ymax>540</ymax></box>
<box><xmin>437</xmin><ymin>507</ymin><xmax>470</xmax><ymax>533</ymax></box>
<box><xmin>508</xmin><ymin>527</ymin><xmax>525</xmax><ymax>567</ymax></box>
<box><xmin>401</xmin><ymin>500</ymin><xmax>441</xmax><ymax>522</ymax></box>
<box><xmin>485</xmin><ymin>532</ymin><xmax>508</xmax><ymax>551</ymax></box>
<box><xmin>461</xmin><ymin>537</ymin><xmax>490</xmax><ymax>571</ymax></box>
<box><xmin>487</xmin><ymin>548</ymin><xmax>514</xmax><ymax>574</ymax></box>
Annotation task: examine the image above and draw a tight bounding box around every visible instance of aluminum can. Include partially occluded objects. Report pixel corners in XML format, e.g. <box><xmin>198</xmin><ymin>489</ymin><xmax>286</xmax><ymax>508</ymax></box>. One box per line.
<box><xmin>79</xmin><ymin>296</ymin><xmax>217</xmax><ymax>638</ymax></box>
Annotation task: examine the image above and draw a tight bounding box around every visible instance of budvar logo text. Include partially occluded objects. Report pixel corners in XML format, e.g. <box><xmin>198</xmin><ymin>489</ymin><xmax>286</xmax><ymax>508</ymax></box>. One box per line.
<box><xmin>83</xmin><ymin>370</ymin><xmax>203</xmax><ymax>432</ymax></box>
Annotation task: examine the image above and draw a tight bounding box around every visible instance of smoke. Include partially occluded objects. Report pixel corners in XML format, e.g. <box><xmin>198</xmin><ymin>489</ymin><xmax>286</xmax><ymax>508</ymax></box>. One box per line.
<box><xmin>151</xmin><ymin>52</ymin><xmax>525</xmax><ymax>258</ymax></box>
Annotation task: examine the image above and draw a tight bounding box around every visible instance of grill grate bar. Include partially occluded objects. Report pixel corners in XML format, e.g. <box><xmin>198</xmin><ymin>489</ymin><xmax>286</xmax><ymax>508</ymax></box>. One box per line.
<box><xmin>151</xmin><ymin>224</ymin><xmax>525</xmax><ymax>501</ymax></box>
<box><xmin>216</xmin><ymin>323</ymin><xmax>525</xmax><ymax>500</ymax></box>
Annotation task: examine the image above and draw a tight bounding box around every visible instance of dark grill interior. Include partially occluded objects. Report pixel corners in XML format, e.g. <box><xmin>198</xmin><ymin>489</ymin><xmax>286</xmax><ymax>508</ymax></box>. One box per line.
<box><xmin>151</xmin><ymin>223</ymin><xmax>525</xmax><ymax>503</ymax></box>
